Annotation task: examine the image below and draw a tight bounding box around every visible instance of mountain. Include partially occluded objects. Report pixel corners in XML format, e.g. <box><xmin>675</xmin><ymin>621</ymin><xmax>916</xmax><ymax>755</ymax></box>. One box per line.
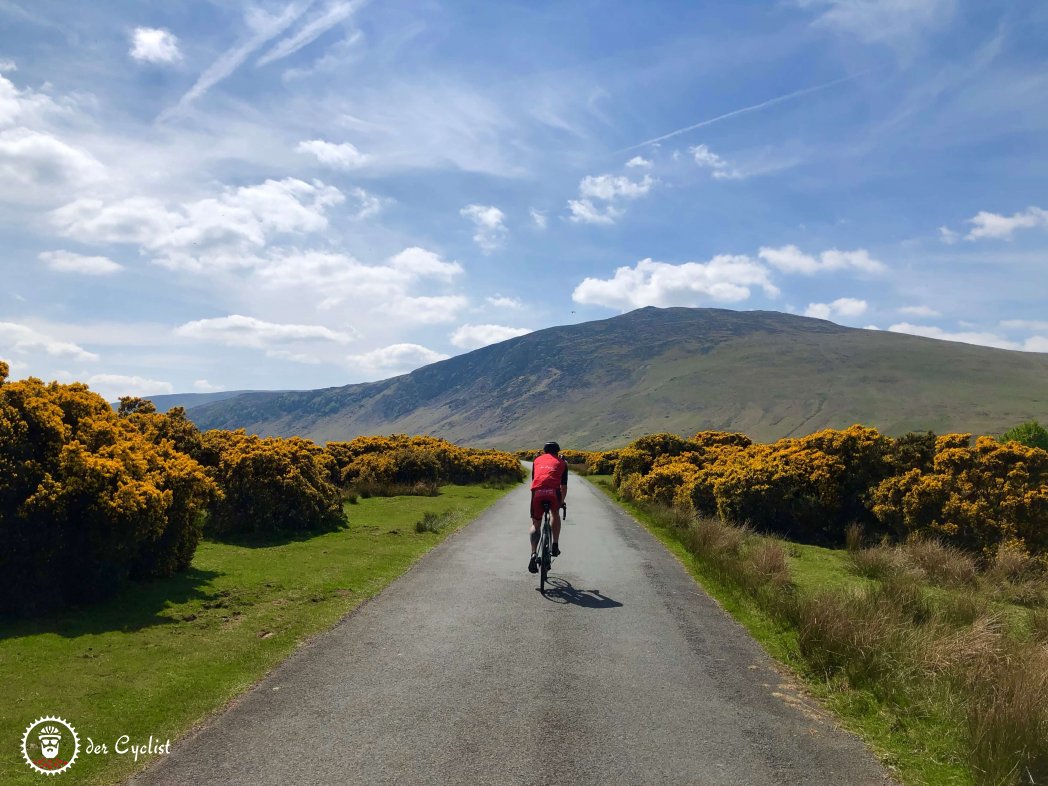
<box><xmin>182</xmin><ymin>307</ymin><xmax>1048</xmax><ymax>450</ymax></box>
<box><xmin>134</xmin><ymin>390</ymin><xmax>260</xmax><ymax>413</ymax></box>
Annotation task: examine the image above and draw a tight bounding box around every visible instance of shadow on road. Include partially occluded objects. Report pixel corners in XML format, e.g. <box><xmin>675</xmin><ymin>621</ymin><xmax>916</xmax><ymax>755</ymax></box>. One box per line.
<box><xmin>539</xmin><ymin>577</ymin><xmax>623</xmax><ymax>609</ymax></box>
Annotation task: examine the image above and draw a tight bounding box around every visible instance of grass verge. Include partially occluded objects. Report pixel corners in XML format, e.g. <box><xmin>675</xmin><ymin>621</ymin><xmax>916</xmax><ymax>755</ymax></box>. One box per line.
<box><xmin>0</xmin><ymin>483</ymin><xmax>513</xmax><ymax>786</ymax></box>
<box><xmin>591</xmin><ymin>473</ymin><xmax>1048</xmax><ymax>786</ymax></box>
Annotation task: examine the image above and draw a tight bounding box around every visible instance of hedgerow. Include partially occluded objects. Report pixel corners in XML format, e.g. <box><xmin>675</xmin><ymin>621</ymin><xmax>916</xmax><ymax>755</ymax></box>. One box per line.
<box><xmin>328</xmin><ymin>435</ymin><xmax>523</xmax><ymax>491</ymax></box>
<box><xmin>604</xmin><ymin>425</ymin><xmax>1048</xmax><ymax>556</ymax></box>
<box><xmin>0</xmin><ymin>370</ymin><xmax>214</xmax><ymax>615</ymax></box>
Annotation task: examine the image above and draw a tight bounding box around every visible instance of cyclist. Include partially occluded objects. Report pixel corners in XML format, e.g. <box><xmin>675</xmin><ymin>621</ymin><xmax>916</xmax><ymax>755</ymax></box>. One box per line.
<box><xmin>528</xmin><ymin>441</ymin><xmax>568</xmax><ymax>574</ymax></box>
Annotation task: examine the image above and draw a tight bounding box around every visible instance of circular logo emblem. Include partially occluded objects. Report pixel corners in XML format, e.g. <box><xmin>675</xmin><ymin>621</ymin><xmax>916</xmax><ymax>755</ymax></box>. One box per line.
<box><xmin>21</xmin><ymin>716</ymin><xmax>79</xmax><ymax>775</ymax></box>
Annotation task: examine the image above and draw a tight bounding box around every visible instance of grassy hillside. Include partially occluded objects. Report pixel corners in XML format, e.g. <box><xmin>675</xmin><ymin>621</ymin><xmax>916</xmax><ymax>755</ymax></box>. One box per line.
<box><xmin>185</xmin><ymin>307</ymin><xmax>1048</xmax><ymax>449</ymax></box>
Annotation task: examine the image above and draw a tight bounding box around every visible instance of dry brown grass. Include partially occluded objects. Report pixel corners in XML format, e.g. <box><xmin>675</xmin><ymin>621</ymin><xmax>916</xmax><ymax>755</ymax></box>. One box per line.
<box><xmin>794</xmin><ymin>587</ymin><xmax>930</xmax><ymax>690</ymax></box>
<box><xmin>904</xmin><ymin>538</ymin><xmax>979</xmax><ymax>587</ymax></box>
<box><xmin>1029</xmin><ymin>608</ymin><xmax>1048</xmax><ymax>644</ymax></box>
<box><xmin>688</xmin><ymin>515</ymin><xmax>746</xmax><ymax>559</ymax></box>
<box><xmin>966</xmin><ymin>643</ymin><xmax>1048</xmax><ymax>786</ymax></box>
<box><xmin>845</xmin><ymin>522</ymin><xmax>864</xmax><ymax>553</ymax></box>
<box><xmin>750</xmin><ymin>539</ymin><xmax>790</xmax><ymax>586</ymax></box>
<box><xmin>988</xmin><ymin>540</ymin><xmax>1039</xmax><ymax>583</ymax></box>
<box><xmin>847</xmin><ymin>543</ymin><xmax>914</xmax><ymax>580</ymax></box>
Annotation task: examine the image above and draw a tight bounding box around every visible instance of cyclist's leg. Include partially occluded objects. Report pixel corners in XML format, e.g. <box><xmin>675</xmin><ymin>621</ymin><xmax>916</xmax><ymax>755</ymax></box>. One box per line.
<box><xmin>527</xmin><ymin>490</ymin><xmax>543</xmax><ymax>572</ymax></box>
<box><xmin>550</xmin><ymin>489</ymin><xmax>563</xmax><ymax>552</ymax></box>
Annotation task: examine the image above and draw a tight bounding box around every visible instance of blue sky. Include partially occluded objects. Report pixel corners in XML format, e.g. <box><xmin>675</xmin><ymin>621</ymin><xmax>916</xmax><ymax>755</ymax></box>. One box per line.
<box><xmin>1</xmin><ymin>0</ymin><xmax>1046</xmax><ymax>399</ymax></box>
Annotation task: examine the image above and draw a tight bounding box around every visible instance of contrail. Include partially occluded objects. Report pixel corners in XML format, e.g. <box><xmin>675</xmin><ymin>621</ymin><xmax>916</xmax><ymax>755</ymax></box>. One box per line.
<box><xmin>620</xmin><ymin>70</ymin><xmax>875</xmax><ymax>152</ymax></box>
<box><xmin>160</xmin><ymin>1</ymin><xmax>314</xmax><ymax>121</ymax></box>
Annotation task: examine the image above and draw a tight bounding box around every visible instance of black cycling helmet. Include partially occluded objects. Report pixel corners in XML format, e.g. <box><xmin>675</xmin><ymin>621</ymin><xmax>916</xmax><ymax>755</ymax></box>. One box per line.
<box><xmin>543</xmin><ymin>441</ymin><xmax>560</xmax><ymax>455</ymax></box>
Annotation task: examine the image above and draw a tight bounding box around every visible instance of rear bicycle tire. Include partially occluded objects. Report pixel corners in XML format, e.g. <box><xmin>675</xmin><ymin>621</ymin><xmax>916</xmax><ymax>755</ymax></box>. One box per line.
<box><xmin>539</xmin><ymin>513</ymin><xmax>551</xmax><ymax>592</ymax></box>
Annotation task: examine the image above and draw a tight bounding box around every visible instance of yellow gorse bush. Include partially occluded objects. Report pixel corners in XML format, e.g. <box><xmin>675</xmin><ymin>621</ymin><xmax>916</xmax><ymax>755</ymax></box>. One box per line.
<box><xmin>0</xmin><ymin>366</ymin><xmax>520</xmax><ymax>615</ymax></box>
<box><xmin>605</xmin><ymin>425</ymin><xmax>1048</xmax><ymax>556</ymax></box>
<box><xmin>0</xmin><ymin>375</ymin><xmax>214</xmax><ymax>615</ymax></box>
<box><xmin>329</xmin><ymin>434</ymin><xmax>523</xmax><ymax>487</ymax></box>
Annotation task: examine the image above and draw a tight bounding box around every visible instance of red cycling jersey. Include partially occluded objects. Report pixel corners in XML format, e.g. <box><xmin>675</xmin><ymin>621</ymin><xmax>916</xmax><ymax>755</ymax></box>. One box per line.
<box><xmin>531</xmin><ymin>452</ymin><xmax>568</xmax><ymax>490</ymax></box>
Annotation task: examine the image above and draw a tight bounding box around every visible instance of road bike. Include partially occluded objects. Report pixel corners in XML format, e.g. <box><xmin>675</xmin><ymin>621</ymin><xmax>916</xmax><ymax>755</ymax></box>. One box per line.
<box><xmin>537</xmin><ymin>501</ymin><xmax>566</xmax><ymax>593</ymax></box>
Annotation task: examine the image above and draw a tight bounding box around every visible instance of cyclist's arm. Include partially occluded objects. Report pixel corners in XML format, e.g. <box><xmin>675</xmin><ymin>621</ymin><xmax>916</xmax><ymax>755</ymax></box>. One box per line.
<box><xmin>560</xmin><ymin>460</ymin><xmax>568</xmax><ymax>501</ymax></box>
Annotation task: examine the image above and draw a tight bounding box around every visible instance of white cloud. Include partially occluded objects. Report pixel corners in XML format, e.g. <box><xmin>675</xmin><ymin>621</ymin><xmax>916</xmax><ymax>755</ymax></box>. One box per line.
<box><xmin>898</xmin><ymin>305</ymin><xmax>940</xmax><ymax>318</ymax></box>
<box><xmin>1001</xmin><ymin>319</ymin><xmax>1048</xmax><ymax>332</ymax></box>
<box><xmin>0</xmin><ymin>128</ymin><xmax>106</xmax><ymax>204</ymax></box>
<box><xmin>256</xmin><ymin>248</ymin><xmax>464</xmax><ymax>314</ymax></box>
<box><xmin>297</xmin><ymin>139</ymin><xmax>369</xmax><ymax>170</ymax></box>
<box><xmin>346</xmin><ymin>343</ymin><xmax>449</xmax><ymax>376</ymax></box>
<box><xmin>460</xmin><ymin>204</ymin><xmax>508</xmax><ymax>252</ymax></box>
<box><xmin>566</xmin><ymin>199</ymin><xmax>621</xmax><ymax>225</ymax></box>
<box><xmin>0</xmin><ymin>73</ymin><xmax>57</xmax><ymax>127</ymax></box>
<box><xmin>758</xmin><ymin>245</ymin><xmax>886</xmax><ymax>275</ymax></box>
<box><xmin>388</xmin><ymin>295</ymin><xmax>469</xmax><ymax>324</ymax></box>
<box><xmin>194</xmin><ymin>379</ymin><xmax>222</xmax><ymax>392</ymax></box>
<box><xmin>573</xmin><ymin>256</ymin><xmax>780</xmax><ymax>311</ymax></box>
<box><xmin>1025</xmin><ymin>336</ymin><xmax>1048</xmax><ymax>353</ymax></box>
<box><xmin>0</xmin><ymin>321</ymin><xmax>98</xmax><ymax>361</ymax></box>
<box><xmin>966</xmin><ymin>206</ymin><xmax>1048</xmax><ymax>241</ymax></box>
<box><xmin>389</xmin><ymin>247</ymin><xmax>463</xmax><ymax>280</ymax></box>
<box><xmin>450</xmin><ymin>324</ymin><xmax>531</xmax><ymax>349</ymax></box>
<box><xmin>347</xmin><ymin>186</ymin><xmax>389</xmax><ymax>220</ymax></box>
<box><xmin>130</xmin><ymin>27</ymin><xmax>182</xmax><ymax>64</ymax></box>
<box><xmin>0</xmin><ymin>60</ymin><xmax>16</xmax><ymax>73</ymax></box>
<box><xmin>938</xmin><ymin>226</ymin><xmax>959</xmax><ymax>244</ymax></box>
<box><xmin>175</xmin><ymin>315</ymin><xmax>355</xmax><ymax>349</ymax></box>
<box><xmin>39</xmin><ymin>250</ymin><xmax>122</xmax><ymax>275</ymax></box>
<box><xmin>486</xmin><ymin>294</ymin><xmax>524</xmax><ymax>309</ymax></box>
<box><xmin>690</xmin><ymin>144</ymin><xmax>741</xmax><ymax>180</ymax></box>
<box><xmin>530</xmin><ymin>208</ymin><xmax>547</xmax><ymax>229</ymax></box>
<box><xmin>579</xmin><ymin>174</ymin><xmax>653</xmax><ymax>201</ymax></box>
<box><xmin>798</xmin><ymin>0</ymin><xmax>956</xmax><ymax>45</ymax></box>
<box><xmin>52</xmin><ymin>178</ymin><xmax>344</xmax><ymax>269</ymax></box>
<box><xmin>566</xmin><ymin>173</ymin><xmax>655</xmax><ymax>225</ymax></box>
<box><xmin>86</xmin><ymin>374</ymin><xmax>173</xmax><ymax>399</ymax></box>
<box><xmin>887</xmin><ymin>322</ymin><xmax>1020</xmax><ymax>350</ymax></box>
<box><xmin>625</xmin><ymin>156</ymin><xmax>651</xmax><ymax>168</ymax></box>
<box><xmin>804</xmin><ymin>297</ymin><xmax>868</xmax><ymax>320</ymax></box>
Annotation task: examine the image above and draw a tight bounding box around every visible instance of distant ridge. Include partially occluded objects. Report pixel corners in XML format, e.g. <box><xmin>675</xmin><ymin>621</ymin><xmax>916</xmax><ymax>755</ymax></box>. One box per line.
<box><xmin>138</xmin><ymin>390</ymin><xmax>261</xmax><ymax>413</ymax></box>
<box><xmin>180</xmin><ymin>307</ymin><xmax>1048</xmax><ymax>449</ymax></box>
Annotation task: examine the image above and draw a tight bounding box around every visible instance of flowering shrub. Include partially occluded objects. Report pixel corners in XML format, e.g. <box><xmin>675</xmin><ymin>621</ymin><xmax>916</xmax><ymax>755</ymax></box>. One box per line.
<box><xmin>607</xmin><ymin>424</ymin><xmax>1048</xmax><ymax>555</ymax></box>
<box><xmin>329</xmin><ymin>435</ymin><xmax>523</xmax><ymax>489</ymax></box>
<box><xmin>871</xmin><ymin>435</ymin><xmax>1048</xmax><ymax>557</ymax></box>
<box><xmin>198</xmin><ymin>430</ymin><xmax>344</xmax><ymax>536</ymax></box>
<box><xmin>0</xmin><ymin>370</ymin><xmax>214</xmax><ymax>615</ymax></box>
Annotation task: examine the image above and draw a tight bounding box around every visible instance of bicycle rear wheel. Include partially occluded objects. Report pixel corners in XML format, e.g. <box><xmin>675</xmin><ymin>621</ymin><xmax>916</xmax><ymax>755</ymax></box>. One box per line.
<box><xmin>539</xmin><ymin>514</ymin><xmax>551</xmax><ymax>592</ymax></box>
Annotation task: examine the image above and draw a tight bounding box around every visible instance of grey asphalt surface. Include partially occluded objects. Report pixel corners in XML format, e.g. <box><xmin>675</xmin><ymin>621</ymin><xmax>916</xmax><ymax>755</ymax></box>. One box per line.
<box><xmin>129</xmin><ymin>475</ymin><xmax>892</xmax><ymax>786</ymax></box>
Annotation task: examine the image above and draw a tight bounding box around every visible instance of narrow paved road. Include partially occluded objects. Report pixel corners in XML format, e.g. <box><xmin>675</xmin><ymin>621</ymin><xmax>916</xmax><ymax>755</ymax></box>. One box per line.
<box><xmin>130</xmin><ymin>475</ymin><xmax>891</xmax><ymax>786</ymax></box>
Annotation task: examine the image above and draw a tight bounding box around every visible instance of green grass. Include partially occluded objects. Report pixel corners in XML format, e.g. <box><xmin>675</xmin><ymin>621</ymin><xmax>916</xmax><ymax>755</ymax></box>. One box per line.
<box><xmin>589</xmin><ymin>475</ymin><xmax>970</xmax><ymax>786</ymax></box>
<box><xmin>0</xmin><ymin>483</ymin><xmax>513</xmax><ymax>786</ymax></box>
